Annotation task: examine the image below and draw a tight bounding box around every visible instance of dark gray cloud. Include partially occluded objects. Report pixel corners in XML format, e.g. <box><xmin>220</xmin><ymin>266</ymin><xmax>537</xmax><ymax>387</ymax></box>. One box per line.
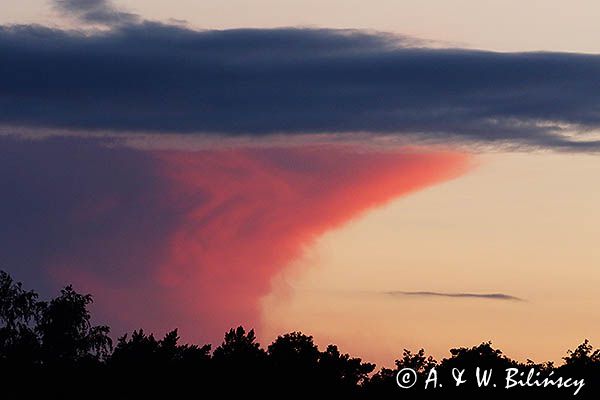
<box><xmin>387</xmin><ymin>291</ymin><xmax>524</xmax><ymax>301</ymax></box>
<box><xmin>0</xmin><ymin>134</ymin><xmax>187</xmax><ymax>333</ymax></box>
<box><xmin>53</xmin><ymin>0</ymin><xmax>139</xmax><ymax>25</ymax></box>
<box><xmin>1</xmin><ymin>20</ymin><xmax>600</xmax><ymax>150</ymax></box>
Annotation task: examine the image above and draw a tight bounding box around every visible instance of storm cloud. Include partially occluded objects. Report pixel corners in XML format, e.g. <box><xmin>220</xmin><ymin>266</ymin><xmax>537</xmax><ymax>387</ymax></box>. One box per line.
<box><xmin>0</xmin><ymin>135</ymin><xmax>469</xmax><ymax>342</ymax></box>
<box><xmin>1</xmin><ymin>19</ymin><xmax>600</xmax><ymax>150</ymax></box>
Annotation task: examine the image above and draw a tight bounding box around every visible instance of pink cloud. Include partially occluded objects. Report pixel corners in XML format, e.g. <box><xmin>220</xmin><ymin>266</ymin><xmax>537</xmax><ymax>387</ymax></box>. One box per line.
<box><xmin>0</xmin><ymin>137</ymin><xmax>470</xmax><ymax>343</ymax></box>
<box><xmin>143</xmin><ymin>145</ymin><xmax>470</xmax><ymax>342</ymax></box>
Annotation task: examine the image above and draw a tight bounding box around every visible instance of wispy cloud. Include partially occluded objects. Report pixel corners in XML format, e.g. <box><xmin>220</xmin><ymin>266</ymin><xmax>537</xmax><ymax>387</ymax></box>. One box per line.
<box><xmin>386</xmin><ymin>291</ymin><xmax>524</xmax><ymax>301</ymax></box>
<box><xmin>52</xmin><ymin>0</ymin><xmax>139</xmax><ymax>25</ymax></box>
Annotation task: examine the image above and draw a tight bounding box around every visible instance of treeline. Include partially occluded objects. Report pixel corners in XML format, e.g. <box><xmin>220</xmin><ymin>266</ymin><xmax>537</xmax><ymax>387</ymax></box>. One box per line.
<box><xmin>0</xmin><ymin>270</ymin><xmax>598</xmax><ymax>399</ymax></box>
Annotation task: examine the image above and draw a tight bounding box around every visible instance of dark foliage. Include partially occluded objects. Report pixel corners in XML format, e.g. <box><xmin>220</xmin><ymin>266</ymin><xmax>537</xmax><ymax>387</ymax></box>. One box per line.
<box><xmin>0</xmin><ymin>271</ymin><xmax>597</xmax><ymax>399</ymax></box>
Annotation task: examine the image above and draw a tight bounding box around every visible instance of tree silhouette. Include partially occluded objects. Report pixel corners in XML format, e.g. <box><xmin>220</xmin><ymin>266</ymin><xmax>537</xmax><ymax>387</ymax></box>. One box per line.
<box><xmin>211</xmin><ymin>326</ymin><xmax>267</xmax><ymax>393</ymax></box>
<box><xmin>0</xmin><ymin>271</ymin><xmax>42</xmax><ymax>367</ymax></box>
<box><xmin>213</xmin><ymin>326</ymin><xmax>265</xmax><ymax>363</ymax></box>
<box><xmin>368</xmin><ymin>348</ymin><xmax>437</xmax><ymax>395</ymax></box>
<box><xmin>111</xmin><ymin>329</ymin><xmax>160</xmax><ymax>368</ymax></box>
<box><xmin>319</xmin><ymin>344</ymin><xmax>375</xmax><ymax>393</ymax></box>
<box><xmin>266</xmin><ymin>332</ymin><xmax>375</xmax><ymax>396</ymax></box>
<box><xmin>0</xmin><ymin>270</ymin><xmax>598</xmax><ymax>399</ymax></box>
<box><xmin>109</xmin><ymin>328</ymin><xmax>211</xmax><ymax>396</ymax></box>
<box><xmin>112</xmin><ymin>328</ymin><xmax>210</xmax><ymax>370</ymax></box>
<box><xmin>37</xmin><ymin>285</ymin><xmax>112</xmax><ymax>365</ymax></box>
<box><xmin>563</xmin><ymin>339</ymin><xmax>600</xmax><ymax>368</ymax></box>
<box><xmin>268</xmin><ymin>331</ymin><xmax>320</xmax><ymax>369</ymax></box>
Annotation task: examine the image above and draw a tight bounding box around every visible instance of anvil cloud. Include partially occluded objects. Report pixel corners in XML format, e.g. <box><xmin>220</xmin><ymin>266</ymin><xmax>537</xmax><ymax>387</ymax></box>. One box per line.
<box><xmin>1</xmin><ymin>20</ymin><xmax>600</xmax><ymax>150</ymax></box>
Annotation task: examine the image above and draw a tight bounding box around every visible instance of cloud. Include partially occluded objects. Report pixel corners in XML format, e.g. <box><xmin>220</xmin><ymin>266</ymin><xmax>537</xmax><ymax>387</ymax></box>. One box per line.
<box><xmin>387</xmin><ymin>291</ymin><xmax>524</xmax><ymax>301</ymax></box>
<box><xmin>0</xmin><ymin>135</ymin><xmax>470</xmax><ymax>342</ymax></box>
<box><xmin>52</xmin><ymin>0</ymin><xmax>139</xmax><ymax>25</ymax></box>
<box><xmin>1</xmin><ymin>22</ymin><xmax>600</xmax><ymax>151</ymax></box>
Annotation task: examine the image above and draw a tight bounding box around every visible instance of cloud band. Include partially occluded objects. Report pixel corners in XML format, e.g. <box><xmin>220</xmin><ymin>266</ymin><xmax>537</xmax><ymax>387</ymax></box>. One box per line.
<box><xmin>1</xmin><ymin>22</ymin><xmax>600</xmax><ymax>150</ymax></box>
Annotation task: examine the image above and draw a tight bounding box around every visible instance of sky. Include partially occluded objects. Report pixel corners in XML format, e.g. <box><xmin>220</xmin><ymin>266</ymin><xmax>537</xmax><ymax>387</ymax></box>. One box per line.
<box><xmin>5</xmin><ymin>0</ymin><xmax>600</xmax><ymax>53</ymax></box>
<box><xmin>1</xmin><ymin>0</ymin><xmax>599</xmax><ymax>366</ymax></box>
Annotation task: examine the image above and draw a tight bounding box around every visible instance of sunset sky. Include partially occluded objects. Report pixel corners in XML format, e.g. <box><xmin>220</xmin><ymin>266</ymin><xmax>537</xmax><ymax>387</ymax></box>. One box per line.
<box><xmin>1</xmin><ymin>0</ymin><xmax>599</xmax><ymax>368</ymax></box>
